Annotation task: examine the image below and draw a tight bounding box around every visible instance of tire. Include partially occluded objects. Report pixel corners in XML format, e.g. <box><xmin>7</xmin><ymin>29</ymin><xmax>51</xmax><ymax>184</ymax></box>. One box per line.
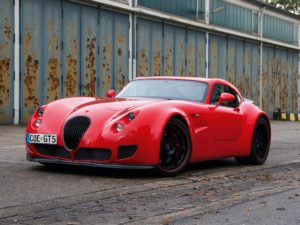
<box><xmin>235</xmin><ymin>117</ymin><xmax>270</xmax><ymax>165</ymax></box>
<box><xmin>157</xmin><ymin>118</ymin><xmax>191</xmax><ymax>176</ymax></box>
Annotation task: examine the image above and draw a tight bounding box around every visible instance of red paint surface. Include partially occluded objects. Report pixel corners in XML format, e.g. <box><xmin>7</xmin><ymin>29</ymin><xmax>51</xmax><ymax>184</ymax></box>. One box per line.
<box><xmin>26</xmin><ymin>77</ymin><xmax>271</xmax><ymax>167</ymax></box>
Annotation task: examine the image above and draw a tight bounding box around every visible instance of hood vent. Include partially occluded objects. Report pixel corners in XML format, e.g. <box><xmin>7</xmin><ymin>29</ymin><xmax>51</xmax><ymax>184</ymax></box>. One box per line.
<box><xmin>63</xmin><ymin>116</ymin><xmax>91</xmax><ymax>151</ymax></box>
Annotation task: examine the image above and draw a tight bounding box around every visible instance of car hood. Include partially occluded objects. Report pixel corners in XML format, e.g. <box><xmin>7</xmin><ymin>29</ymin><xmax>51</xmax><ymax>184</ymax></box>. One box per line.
<box><xmin>73</xmin><ymin>97</ymin><xmax>161</xmax><ymax>113</ymax></box>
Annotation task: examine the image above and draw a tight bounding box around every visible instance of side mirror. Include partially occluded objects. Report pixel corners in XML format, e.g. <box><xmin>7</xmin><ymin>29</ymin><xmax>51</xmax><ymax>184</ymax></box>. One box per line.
<box><xmin>216</xmin><ymin>93</ymin><xmax>235</xmax><ymax>107</ymax></box>
<box><xmin>106</xmin><ymin>89</ymin><xmax>115</xmax><ymax>98</ymax></box>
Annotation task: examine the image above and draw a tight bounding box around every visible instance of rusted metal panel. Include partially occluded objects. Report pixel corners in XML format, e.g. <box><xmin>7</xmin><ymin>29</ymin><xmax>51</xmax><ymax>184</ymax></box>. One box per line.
<box><xmin>208</xmin><ymin>34</ymin><xmax>226</xmax><ymax>79</ymax></box>
<box><xmin>280</xmin><ymin>49</ymin><xmax>287</xmax><ymax>112</ymax></box>
<box><xmin>44</xmin><ymin>0</ymin><xmax>63</xmax><ymax>103</ymax></box>
<box><xmin>174</xmin><ymin>26</ymin><xmax>186</xmax><ymax>76</ymax></box>
<box><xmin>113</xmin><ymin>12</ymin><xmax>129</xmax><ymax>93</ymax></box>
<box><xmin>235</xmin><ymin>39</ymin><xmax>243</xmax><ymax>94</ymax></box>
<box><xmin>187</xmin><ymin>31</ymin><xmax>196</xmax><ymax>77</ymax></box>
<box><xmin>274</xmin><ymin>48</ymin><xmax>281</xmax><ymax>111</ymax></box>
<box><xmin>62</xmin><ymin>1</ymin><xmax>80</xmax><ymax>98</ymax></box>
<box><xmin>136</xmin><ymin>19</ymin><xmax>150</xmax><ymax>77</ymax></box>
<box><xmin>80</xmin><ymin>5</ymin><xmax>98</xmax><ymax>97</ymax></box>
<box><xmin>137</xmin><ymin>19</ymin><xmax>163</xmax><ymax>77</ymax></box>
<box><xmin>262</xmin><ymin>45</ymin><xmax>275</xmax><ymax>115</ymax></box>
<box><xmin>99</xmin><ymin>10</ymin><xmax>129</xmax><ymax>95</ymax></box>
<box><xmin>262</xmin><ymin>47</ymin><xmax>268</xmax><ymax>112</ymax></box>
<box><xmin>20</xmin><ymin>0</ymin><xmax>43</xmax><ymax>123</ymax></box>
<box><xmin>249</xmin><ymin>43</ymin><xmax>260</xmax><ymax>106</ymax></box>
<box><xmin>227</xmin><ymin>38</ymin><xmax>235</xmax><ymax>84</ymax></box>
<box><xmin>163</xmin><ymin>25</ymin><xmax>175</xmax><ymax>76</ymax></box>
<box><xmin>267</xmin><ymin>46</ymin><xmax>275</xmax><ymax>115</ymax></box>
<box><xmin>196</xmin><ymin>31</ymin><xmax>206</xmax><ymax>77</ymax></box>
<box><xmin>244</xmin><ymin>43</ymin><xmax>252</xmax><ymax>100</ymax></box>
<box><xmin>0</xmin><ymin>0</ymin><xmax>14</xmax><ymax>124</ymax></box>
<box><xmin>187</xmin><ymin>30</ymin><xmax>206</xmax><ymax>77</ymax></box>
<box><xmin>292</xmin><ymin>52</ymin><xmax>299</xmax><ymax>113</ymax></box>
<box><xmin>287</xmin><ymin>51</ymin><xmax>293</xmax><ymax>113</ymax></box>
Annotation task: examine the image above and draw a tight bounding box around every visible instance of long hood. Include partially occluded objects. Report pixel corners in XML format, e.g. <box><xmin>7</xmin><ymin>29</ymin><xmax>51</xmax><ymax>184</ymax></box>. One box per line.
<box><xmin>69</xmin><ymin>98</ymin><xmax>161</xmax><ymax>123</ymax></box>
<box><xmin>39</xmin><ymin>98</ymin><xmax>162</xmax><ymax>133</ymax></box>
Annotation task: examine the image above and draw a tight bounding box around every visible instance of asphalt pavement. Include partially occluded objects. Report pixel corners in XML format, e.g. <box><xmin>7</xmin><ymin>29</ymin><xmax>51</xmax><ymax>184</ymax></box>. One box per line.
<box><xmin>0</xmin><ymin>121</ymin><xmax>299</xmax><ymax>225</ymax></box>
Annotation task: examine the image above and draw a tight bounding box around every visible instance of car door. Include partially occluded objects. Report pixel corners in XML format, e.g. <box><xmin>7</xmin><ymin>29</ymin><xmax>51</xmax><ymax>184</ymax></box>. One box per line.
<box><xmin>207</xmin><ymin>84</ymin><xmax>244</xmax><ymax>154</ymax></box>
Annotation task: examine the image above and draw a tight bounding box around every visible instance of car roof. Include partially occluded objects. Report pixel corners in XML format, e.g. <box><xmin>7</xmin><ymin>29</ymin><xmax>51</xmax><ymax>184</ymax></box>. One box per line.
<box><xmin>133</xmin><ymin>76</ymin><xmax>242</xmax><ymax>99</ymax></box>
<box><xmin>134</xmin><ymin>76</ymin><xmax>230</xmax><ymax>86</ymax></box>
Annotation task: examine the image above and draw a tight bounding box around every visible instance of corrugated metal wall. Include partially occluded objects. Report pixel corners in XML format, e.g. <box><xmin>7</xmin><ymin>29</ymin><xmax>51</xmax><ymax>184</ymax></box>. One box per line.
<box><xmin>0</xmin><ymin>0</ymin><xmax>299</xmax><ymax>124</ymax></box>
<box><xmin>19</xmin><ymin>0</ymin><xmax>129</xmax><ymax>123</ymax></box>
<box><xmin>0</xmin><ymin>0</ymin><xmax>14</xmax><ymax>124</ymax></box>
<box><xmin>263</xmin><ymin>15</ymin><xmax>297</xmax><ymax>45</ymax></box>
<box><xmin>262</xmin><ymin>46</ymin><xmax>299</xmax><ymax>115</ymax></box>
<box><xmin>209</xmin><ymin>34</ymin><xmax>260</xmax><ymax>106</ymax></box>
<box><xmin>136</xmin><ymin>18</ymin><xmax>206</xmax><ymax>77</ymax></box>
<box><xmin>138</xmin><ymin>0</ymin><xmax>205</xmax><ymax>20</ymax></box>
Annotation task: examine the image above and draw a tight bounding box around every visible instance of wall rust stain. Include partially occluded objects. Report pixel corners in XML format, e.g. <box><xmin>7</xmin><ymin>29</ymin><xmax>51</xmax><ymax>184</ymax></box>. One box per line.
<box><xmin>198</xmin><ymin>40</ymin><xmax>205</xmax><ymax>77</ymax></box>
<box><xmin>262</xmin><ymin>62</ymin><xmax>267</xmax><ymax>112</ymax></box>
<box><xmin>101</xmin><ymin>45</ymin><xmax>112</xmax><ymax>95</ymax></box>
<box><xmin>274</xmin><ymin>56</ymin><xmax>281</xmax><ymax>110</ymax></box>
<box><xmin>176</xmin><ymin>43</ymin><xmax>185</xmax><ymax>76</ymax></box>
<box><xmin>115</xmin><ymin>33</ymin><xmax>126</xmax><ymax>92</ymax></box>
<box><xmin>0</xmin><ymin>58</ymin><xmax>10</xmax><ymax>106</ymax></box>
<box><xmin>24</xmin><ymin>28</ymin><xmax>39</xmax><ymax>108</ymax></box>
<box><xmin>293</xmin><ymin>68</ymin><xmax>298</xmax><ymax>112</ymax></box>
<box><xmin>268</xmin><ymin>56</ymin><xmax>274</xmax><ymax>112</ymax></box>
<box><xmin>228</xmin><ymin>46</ymin><xmax>235</xmax><ymax>84</ymax></box>
<box><xmin>65</xmin><ymin>54</ymin><xmax>77</xmax><ymax>97</ymax></box>
<box><xmin>138</xmin><ymin>49</ymin><xmax>148</xmax><ymax>77</ymax></box>
<box><xmin>165</xmin><ymin>48</ymin><xmax>172</xmax><ymax>76</ymax></box>
<box><xmin>47</xmin><ymin>19</ymin><xmax>60</xmax><ymax>101</ymax></box>
<box><xmin>187</xmin><ymin>42</ymin><xmax>195</xmax><ymax>77</ymax></box>
<box><xmin>152</xmin><ymin>35</ymin><xmax>161</xmax><ymax>76</ymax></box>
<box><xmin>210</xmin><ymin>41</ymin><xmax>217</xmax><ymax>77</ymax></box>
<box><xmin>244</xmin><ymin>47</ymin><xmax>251</xmax><ymax>98</ymax></box>
<box><xmin>281</xmin><ymin>59</ymin><xmax>287</xmax><ymax>112</ymax></box>
<box><xmin>287</xmin><ymin>59</ymin><xmax>293</xmax><ymax>113</ymax></box>
<box><xmin>0</xmin><ymin>18</ymin><xmax>11</xmax><ymax>107</ymax></box>
<box><xmin>84</xmin><ymin>31</ymin><xmax>96</xmax><ymax>96</ymax></box>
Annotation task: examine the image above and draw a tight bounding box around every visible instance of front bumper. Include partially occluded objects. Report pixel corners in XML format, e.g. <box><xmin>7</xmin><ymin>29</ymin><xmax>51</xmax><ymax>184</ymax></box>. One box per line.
<box><xmin>27</xmin><ymin>154</ymin><xmax>156</xmax><ymax>170</ymax></box>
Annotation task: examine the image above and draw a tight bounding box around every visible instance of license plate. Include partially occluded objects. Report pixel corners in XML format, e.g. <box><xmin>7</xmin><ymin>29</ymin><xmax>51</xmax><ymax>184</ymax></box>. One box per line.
<box><xmin>26</xmin><ymin>133</ymin><xmax>57</xmax><ymax>145</ymax></box>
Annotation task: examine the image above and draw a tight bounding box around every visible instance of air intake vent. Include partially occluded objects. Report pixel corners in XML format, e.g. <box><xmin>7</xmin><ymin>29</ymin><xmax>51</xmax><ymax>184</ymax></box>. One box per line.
<box><xmin>63</xmin><ymin>116</ymin><xmax>91</xmax><ymax>151</ymax></box>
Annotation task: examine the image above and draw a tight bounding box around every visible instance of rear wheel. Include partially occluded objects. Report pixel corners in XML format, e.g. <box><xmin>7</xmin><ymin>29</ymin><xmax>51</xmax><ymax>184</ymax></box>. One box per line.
<box><xmin>157</xmin><ymin>118</ymin><xmax>191</xmax><ymax>176</ymax></box>
<box><xmin>235</xmin><ymin>117</ymin><xmax>270</xmax><ymax>165</ymax></box>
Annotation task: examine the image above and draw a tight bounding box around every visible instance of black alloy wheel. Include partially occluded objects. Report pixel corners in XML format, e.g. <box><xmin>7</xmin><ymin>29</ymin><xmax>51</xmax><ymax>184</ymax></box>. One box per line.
<box><xmin>235</xmin><ymin>117</ymin><xmax>270</xmax><ymax>165</ymax></box>
<box><xmin>158</xmin><ymin>118</ymin><xmax>191</xmax><ymax>175</ymax></box>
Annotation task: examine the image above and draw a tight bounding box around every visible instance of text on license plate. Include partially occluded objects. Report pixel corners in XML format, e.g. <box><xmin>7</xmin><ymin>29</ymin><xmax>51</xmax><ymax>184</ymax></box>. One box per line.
<box><xmin>26</xmin><ymin>133</ymin><xmax>57</xmax><ymax>144</ymax></box>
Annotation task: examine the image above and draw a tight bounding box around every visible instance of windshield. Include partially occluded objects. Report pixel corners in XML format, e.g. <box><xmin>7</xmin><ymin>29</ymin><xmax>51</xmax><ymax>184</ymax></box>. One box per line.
<box><xmin>117</xmin><ymin>79</ymin><xmax>208</xmax><ymax>103</ymax></box>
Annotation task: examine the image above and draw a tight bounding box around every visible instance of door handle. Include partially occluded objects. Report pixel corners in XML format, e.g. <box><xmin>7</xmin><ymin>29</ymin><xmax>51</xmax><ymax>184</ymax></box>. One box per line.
<box><xmin>233</xmin><ymin>108</ymin><xmax>240</xmax><ymax>112</ymax></box>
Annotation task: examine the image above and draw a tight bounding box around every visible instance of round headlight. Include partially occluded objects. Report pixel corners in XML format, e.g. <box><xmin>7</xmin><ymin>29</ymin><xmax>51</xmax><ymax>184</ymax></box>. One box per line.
<box><xmin>34</xmin><ymin>118</ymin><xmax>42</xmax><ymax>127</ymax></box>
<box><xmin>37</xmin><ymin>108</ymin><xmax>44</xmax><ymax>117</ymax></box>
<box><xmin>115</xmin><ymin>123</ymin><xmax>124</xmax><ymax>132</ymax></box>
<box><xmin>128</xmin><ymin>112</ymin><xmax>135</xmax><ymax>121</ymax></box>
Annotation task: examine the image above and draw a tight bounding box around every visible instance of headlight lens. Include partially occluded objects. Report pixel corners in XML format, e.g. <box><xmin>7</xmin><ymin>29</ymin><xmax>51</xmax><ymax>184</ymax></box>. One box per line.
<box><xmin>127</xmin><ymin>112</ymin><xmax>135</xmax><ymax>121</ymax></box>
<box><xmin>34</xmin><ymin>118</ymin><xmax>42</xmax><ymax>127</ymax></box>
<box><xmin>37</xmin><ymin>108</ymin><xmax>45</xmax><ymax>117</ymax></box>
<box><xmin>115</xmin><ymin>123</ymin><xmax>124</xmax><ymax>132</ymax></box>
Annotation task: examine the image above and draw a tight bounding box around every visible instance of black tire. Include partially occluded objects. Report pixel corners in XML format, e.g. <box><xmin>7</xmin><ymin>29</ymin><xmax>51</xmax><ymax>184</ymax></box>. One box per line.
<box><xmin>235</xmin><ymin>117</ymin><xmax>270</xmax><ymax>165</ymax></box>
<box><xmin>157</xmin><ymin>118</ymin><xmax>191</xmax><ymax>176</ymax></box>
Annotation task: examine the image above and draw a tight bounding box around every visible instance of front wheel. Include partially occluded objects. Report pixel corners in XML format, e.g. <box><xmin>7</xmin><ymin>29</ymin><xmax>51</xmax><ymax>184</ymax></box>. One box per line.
<box><xmin>235</xmin><ymin>117</ymin><xmax>270</xmax><ymax>165</ymax></box>
<box><xmin>157</xmin><ymin>118</ymin><xmax>191</xmax><ymax>176</ymax></box>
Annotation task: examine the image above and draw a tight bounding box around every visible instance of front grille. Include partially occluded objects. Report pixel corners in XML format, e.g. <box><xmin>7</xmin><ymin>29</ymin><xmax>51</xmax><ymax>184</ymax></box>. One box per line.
<box><xmin>118</xmin><ymin>145</ymin><xmax>138</xmax><ymax>159</ymax></box>
<box><xmin>35</xmin><ymin>144</ymin><xmax>70</xmax><ymax>158</ymax></box>
<box><xmin>63</xmin><ymin>116</ymin><xmax>91</xmax><ymax>151</ymax></box>
<box><xmin>74</xmin><ymin>148</ymin><xmax>111</xmax><ymax>161</ymax></box>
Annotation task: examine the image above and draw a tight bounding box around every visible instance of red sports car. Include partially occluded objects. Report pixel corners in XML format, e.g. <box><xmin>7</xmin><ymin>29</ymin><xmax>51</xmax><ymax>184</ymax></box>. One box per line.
<box><xmin>26</xmin><ymin>77</ymin><xmax>271</xmax><ymax>175</ymax></box>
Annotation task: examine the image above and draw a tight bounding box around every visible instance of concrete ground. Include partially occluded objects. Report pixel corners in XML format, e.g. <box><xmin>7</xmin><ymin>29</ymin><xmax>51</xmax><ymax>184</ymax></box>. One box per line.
<box><xmin>0</xmin><ymin>121</ymin><xmax>299</xmax><ymax>225</ymax></box>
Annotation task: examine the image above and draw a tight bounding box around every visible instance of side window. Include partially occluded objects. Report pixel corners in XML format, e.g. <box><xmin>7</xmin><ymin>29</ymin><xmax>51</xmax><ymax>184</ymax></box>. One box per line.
<box><xmin>210</xmin><ymin>84</ymin><xmax>241</xmax><ymax>108</ymax></box>
<box><xmin>210</xmin><ymin>84</ymin><xmax>224</xmax><ymax>105</ymax></box>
